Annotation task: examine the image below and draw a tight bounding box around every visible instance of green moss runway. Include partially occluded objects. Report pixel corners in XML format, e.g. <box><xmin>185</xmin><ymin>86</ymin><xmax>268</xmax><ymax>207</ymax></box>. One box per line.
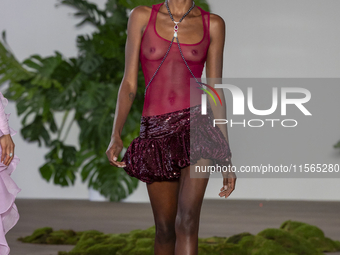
<box><xmin>6</xmin><ymin>199</ymin><xmax>340</xmax><ymax>255</ymax></box>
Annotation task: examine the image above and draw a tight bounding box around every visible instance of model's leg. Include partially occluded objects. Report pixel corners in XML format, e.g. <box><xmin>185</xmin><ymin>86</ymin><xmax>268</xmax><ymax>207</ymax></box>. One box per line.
<box><xmin>174</xmin><ymin>158</ymin><xmax>210</xmax><ymax>255</ymax></box>
<box><xmin>147</xmin><ymin>180</ymin><xmax>180</xmax><ymax>255</ymax></box>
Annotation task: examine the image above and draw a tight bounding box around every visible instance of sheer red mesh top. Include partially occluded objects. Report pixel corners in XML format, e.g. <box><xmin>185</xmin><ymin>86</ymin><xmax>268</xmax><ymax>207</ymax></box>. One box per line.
<box><xmin>140</xmin><ymin>2</ymin><xmax>210</xmax><ymax>116</ymax></box>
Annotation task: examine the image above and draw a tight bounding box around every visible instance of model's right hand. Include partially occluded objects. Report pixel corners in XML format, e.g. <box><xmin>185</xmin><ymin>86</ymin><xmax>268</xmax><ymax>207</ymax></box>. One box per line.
<box><xmin>106</xmin><ymin>135</ymin><xmax>126</xmax><ymax>168</ymax></box>
<box><xmin>219</xmin><ymin>158</ymin><xmax>236</xmax><ymax>198</ymax></box>
<box><xmin>0</xmin><ymin>134</ymin><xmax>15</xmax><ymax>166</ymax></box>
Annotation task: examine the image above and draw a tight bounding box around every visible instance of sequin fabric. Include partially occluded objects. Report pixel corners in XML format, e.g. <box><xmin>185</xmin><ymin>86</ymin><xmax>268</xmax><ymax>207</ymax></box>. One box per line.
<box><xmin>122</xmin><ymin>104</ymin><xmax>232</xmax><ymax>184</ymax></box>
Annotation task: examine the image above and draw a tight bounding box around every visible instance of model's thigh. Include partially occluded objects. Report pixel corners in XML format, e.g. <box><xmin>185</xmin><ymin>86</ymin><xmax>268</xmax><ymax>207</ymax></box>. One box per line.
<box><xmin>147</xmin><ymin>181</ymin><xmax>180</xmax><ymax>231</ymax></box>
<box><xmin>176</xmin><ymin>158</ymin><xmax>211</xmax><ymax>233</ymax></box>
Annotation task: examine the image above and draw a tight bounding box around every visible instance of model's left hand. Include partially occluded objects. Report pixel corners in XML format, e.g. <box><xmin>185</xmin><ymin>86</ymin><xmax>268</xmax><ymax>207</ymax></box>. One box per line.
<box><xmin>219</xmin><ymin>158</ymin><xmax>236</xmax><ymax>198</ymax></box>
<box><xmin>0</xmin><ymin>134</ymin><xmax>15</xmax><ymax>166</ymax></box>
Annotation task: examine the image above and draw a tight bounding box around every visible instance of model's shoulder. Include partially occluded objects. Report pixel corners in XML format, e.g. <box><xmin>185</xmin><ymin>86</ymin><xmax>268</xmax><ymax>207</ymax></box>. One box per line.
<box><xmin>129</xmin><ymin>5</ymin><xmax>152</xmax><ymax>18</ymax></box>
<box><xmin>209</xmin><ymin>12</ymin><xmax>225</xmax><ymax>36</ymax></box>
<box><xmin>127</xmin><ymin>5</ymin><xmax>152</xmax><ymax>29</ymax></box>
<box><xmin>209</xmin><ymin>13</ymin><xmax>225</xmax><ymax>28</ymax></box>
<box><xmin>207</xmin><ymin>13</ymin><xmax>225</xmax><ymax>43</ymax></box>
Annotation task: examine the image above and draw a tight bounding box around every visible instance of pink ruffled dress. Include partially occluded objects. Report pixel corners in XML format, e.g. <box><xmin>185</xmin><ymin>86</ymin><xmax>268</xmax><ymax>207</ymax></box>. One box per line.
<box><xmin>0</xmin><ymin>92</ymin><xmax>21</xmax><ymax>255</ymax></box>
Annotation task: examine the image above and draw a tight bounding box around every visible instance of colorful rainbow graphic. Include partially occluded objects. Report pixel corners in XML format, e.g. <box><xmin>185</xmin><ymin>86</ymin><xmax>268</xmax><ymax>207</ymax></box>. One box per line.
<box><xmin>196</xmin><ymin>81</ymin><xmax>223</xmax><ymax>106</ymax></box>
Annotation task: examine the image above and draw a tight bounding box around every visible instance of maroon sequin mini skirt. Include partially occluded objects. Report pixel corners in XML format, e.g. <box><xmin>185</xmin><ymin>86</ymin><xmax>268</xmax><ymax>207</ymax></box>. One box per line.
<box><xmin>122</xmin><ymin>104</ymin><xmax>232</xmax><ymax>184</ymax></box>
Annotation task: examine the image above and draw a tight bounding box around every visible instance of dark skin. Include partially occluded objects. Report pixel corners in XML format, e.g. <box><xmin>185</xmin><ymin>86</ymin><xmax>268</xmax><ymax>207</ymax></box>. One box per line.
<box><xmin>106</xmin><ymin>0</ymin><xmax>236</xmax><ymax>254</ymax></box>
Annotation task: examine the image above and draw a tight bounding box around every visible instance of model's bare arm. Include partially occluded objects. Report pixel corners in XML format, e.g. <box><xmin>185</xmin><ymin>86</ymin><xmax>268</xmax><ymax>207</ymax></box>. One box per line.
<box><xmin>206</xmin><ymin>13</ymin><xmax>236</xmax><ymax>198</ymax></box>
<box><xmin>106</xmin><ymin>6</ymin><xmax>150</xmax><ymax>167</ymax></box>
<box><xmin>205</xmin><ymin>13</ymin><xmax>230</xmax><ymax>143</ymax></box>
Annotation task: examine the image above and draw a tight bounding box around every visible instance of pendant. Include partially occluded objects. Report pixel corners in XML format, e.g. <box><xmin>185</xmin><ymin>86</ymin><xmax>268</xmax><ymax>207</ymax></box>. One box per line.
<box><xmin>174</xmin><ymin>21</ymin><xmax>179</xmax><ymax>38</ymax></box>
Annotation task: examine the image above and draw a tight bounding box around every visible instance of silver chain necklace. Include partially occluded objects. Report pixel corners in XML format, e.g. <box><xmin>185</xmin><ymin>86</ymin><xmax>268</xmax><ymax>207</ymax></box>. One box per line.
<box><xmin>165</xmin><ymin>0</ymin><xmax>195</xmax><ymax>38</ymax></box>
<box><xmin>144</xmin><ymin>0</ymin><xmax>205</xmax><ymax>96</ymax></box>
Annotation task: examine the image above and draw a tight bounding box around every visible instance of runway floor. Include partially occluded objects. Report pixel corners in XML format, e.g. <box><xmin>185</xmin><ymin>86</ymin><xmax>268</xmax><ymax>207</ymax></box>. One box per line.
<box><xmin>6</xmin><ymin>199</ymin><xmax>340</xmax><ymax>255</ymax></box>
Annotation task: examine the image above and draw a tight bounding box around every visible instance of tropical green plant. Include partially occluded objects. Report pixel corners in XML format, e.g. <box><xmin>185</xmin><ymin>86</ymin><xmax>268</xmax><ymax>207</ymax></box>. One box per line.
<box><xmin>0</xmin><ymin>0</ymin><xmax>210</xmax><ymax>201</ymax></box>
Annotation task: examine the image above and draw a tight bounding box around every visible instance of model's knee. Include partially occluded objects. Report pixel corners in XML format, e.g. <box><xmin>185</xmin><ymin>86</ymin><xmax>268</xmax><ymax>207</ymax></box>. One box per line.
<box><xmin>175</xmin><ymin>210</ymin><xmax>199</xmax><ymax>236</ymax></box>
<box><xmin>155</xmin><ymin>222</ymin><xmax>176</xmax><ymax>243</ymax></box>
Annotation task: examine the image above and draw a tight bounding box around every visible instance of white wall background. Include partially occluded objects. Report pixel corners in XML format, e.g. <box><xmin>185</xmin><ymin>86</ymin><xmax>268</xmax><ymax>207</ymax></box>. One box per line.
<box><xmin>0</xmin><ymin>0</ymin><xmax>339</xmax><ymax>202</ymax></box>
